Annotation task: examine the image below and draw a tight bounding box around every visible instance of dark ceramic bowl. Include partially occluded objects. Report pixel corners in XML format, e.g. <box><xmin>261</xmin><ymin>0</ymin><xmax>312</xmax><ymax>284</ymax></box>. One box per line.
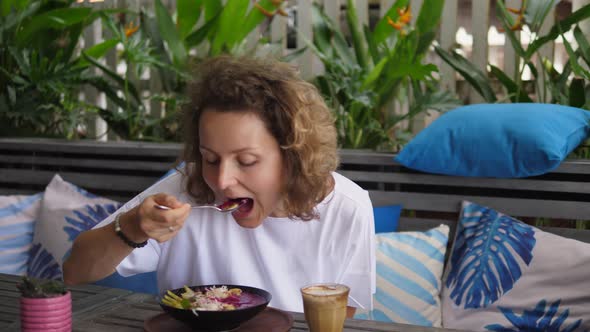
<box><xmin>159</xmin><ymin>284</ymin><xmax>271</xmax><ymax>331</ymax></box>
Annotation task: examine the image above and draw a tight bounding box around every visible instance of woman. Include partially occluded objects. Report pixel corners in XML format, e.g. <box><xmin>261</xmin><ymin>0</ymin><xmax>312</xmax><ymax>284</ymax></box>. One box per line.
<box><xmin>63</xmin><ymin>55</ymin><xmax>375</xmax><ymax>314</ymax></box>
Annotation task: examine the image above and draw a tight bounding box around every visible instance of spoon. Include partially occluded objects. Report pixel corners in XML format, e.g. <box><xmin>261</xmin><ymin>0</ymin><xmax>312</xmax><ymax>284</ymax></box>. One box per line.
<box><xmin>154</xmin><ymin>199</ymin><xmax>247</xmax><ymax>213</ymax></box>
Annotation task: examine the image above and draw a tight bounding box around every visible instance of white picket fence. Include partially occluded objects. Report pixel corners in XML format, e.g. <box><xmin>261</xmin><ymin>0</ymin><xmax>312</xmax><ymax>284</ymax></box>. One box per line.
<box><xmin>77</xmin><ymin>0</ymin><xmax>587</xmax><ymax>140</ymax></box>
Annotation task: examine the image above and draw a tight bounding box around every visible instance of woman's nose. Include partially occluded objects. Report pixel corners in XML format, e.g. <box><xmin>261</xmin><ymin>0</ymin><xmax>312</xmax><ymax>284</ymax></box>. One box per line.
<box><xmin>216</xmin><ymin>161</ymin><xmax>238</xmax><ymax>190</ymax></box>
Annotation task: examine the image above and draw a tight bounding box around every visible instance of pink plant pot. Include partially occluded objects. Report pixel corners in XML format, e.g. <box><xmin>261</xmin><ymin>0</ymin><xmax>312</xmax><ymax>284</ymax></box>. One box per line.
<box><xmin>20</xmin><ymin>291</ymin><xmax>72</xmax><ymax>332</ymax></box>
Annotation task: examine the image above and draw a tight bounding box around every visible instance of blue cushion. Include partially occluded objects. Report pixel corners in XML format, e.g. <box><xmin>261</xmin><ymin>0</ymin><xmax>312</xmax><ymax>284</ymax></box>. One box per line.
<box><xmin>442</xmin><ymin>201</ymin><xmax>590</xmax><ymax>330</ymax></box>
<box><xmin>28</xmin><ymin>174</ymin><xmax>158</xmax><ymax>294</ymax></box>
<box><xmin>373</xmin><ymin>205</ymin><xmax>401</xmax><ymax>233</ymax></box>
<box><xmin>0</xmin><ymin>193</ymin><xmax>43</xmax><ymax>275</ymax></box>
<box><xmin>355</xmin><ymin>225</ymin><xmax>450</xmax><ymax>327</ymax></box>
<box><xmin>395</xmin><ymin>103</ymin><xmax>590</xmax><ymax>178</ymax></box>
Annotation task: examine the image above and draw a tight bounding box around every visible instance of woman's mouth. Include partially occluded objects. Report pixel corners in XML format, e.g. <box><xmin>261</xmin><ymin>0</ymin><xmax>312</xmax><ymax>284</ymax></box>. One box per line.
<box><xmin>231</xmin><ymin>198</ymin><xmax>254</xmax><ymax>217</ymax></box>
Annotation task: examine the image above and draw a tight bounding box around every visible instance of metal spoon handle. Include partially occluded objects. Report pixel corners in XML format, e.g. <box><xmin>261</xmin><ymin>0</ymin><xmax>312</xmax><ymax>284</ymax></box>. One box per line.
<box><xmin>153</xmin><ymin>202</ymin><xmax>243</xmax><ymax>213</ymax></box>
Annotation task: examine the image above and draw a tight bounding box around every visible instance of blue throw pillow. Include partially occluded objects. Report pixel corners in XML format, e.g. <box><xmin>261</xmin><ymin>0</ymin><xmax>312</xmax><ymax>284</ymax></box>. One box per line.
<box><xmin>395</xmin><ymin>103</ymin><xmax>590</xmax><ymax>178</ymax></box>
<box><xmin>355</xmin><ymin>225</ymin><xmax>450</xmax><ymax>327</ymax></box>
<box><xmin>0</xmin><ymin>193</ymin><xmax>43</xmax><ymax>275</ymax></box>
<box><xmin>373</xmin><ymin>205</ymin><xmax>401</xmax><ymax>233</ymax></box>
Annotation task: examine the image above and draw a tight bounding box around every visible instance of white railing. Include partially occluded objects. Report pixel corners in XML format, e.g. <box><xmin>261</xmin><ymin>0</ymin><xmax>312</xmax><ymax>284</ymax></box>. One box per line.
<box><xmin>77</xmin><ymin>0</ymin><xmax>584</xmax><ymax>139</ymax></box>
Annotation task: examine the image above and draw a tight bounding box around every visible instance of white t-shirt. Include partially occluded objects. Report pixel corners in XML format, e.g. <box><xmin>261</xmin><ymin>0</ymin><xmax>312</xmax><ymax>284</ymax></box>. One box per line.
<box><xmin>94</xmin><ymin>171</ymin><xmax>376</xmax><ymax>312</ymax></box>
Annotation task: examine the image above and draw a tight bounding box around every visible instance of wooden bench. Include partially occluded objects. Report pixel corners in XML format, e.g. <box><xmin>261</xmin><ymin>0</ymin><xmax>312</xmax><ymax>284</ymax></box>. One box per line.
<box><xmin>1</xmin><ymin>137</ymin><xmax>590</xmax><ymax>246</ymax></box>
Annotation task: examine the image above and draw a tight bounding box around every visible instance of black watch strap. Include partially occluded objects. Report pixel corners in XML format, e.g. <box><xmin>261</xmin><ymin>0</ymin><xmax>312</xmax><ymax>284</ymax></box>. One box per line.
<box><xmin>114</xmin><ymin>213</ymin><xmax>148</xmax><ymax>249</ymax></box>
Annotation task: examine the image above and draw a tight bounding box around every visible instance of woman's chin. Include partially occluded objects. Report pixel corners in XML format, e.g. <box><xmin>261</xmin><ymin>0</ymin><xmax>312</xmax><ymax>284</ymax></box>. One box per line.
<box><xmin>234</xmin><ymin>218</ymin><xmax>264</xmax><ymax>228</ymax></box>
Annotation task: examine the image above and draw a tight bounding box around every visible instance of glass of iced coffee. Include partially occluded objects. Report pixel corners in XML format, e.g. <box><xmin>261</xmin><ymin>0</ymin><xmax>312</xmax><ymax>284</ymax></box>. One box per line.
<box><xmin>300</xmin><ymin>283</ymin><xmax>350</xmax><ymax>332</ymax></box>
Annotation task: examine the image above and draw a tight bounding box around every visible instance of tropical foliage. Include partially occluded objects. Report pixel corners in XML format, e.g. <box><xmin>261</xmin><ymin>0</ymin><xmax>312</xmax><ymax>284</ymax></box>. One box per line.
<box><xmin>86</xmin><ymin>0</ymin><xmax>288</xmax><ymax>141</ymax></box>
<box><xmin>435</xmin><ymin>0</ymin><xmax>590</xmax><ymax>106</ymax></box>
<box><xmin>0</xmin><ymin>0</ymin><xmax>119</xmax><ymax>138</ymax></box>
<box><xmin>306</xmin><ymin>0</ymin><xmax>461</xmax><ymax>150</ymax></box>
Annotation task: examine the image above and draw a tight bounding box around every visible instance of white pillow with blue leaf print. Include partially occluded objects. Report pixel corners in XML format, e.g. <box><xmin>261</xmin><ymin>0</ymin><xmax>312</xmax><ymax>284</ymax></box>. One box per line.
<box><xmin>442</xmin><ymin>201</ymin><xmax>590</xmax><ymax>331</ymax></box>
<box><xmin>0</xmin><ymin>193</ymin><xmax>43</xmax><ymax>275</ymax></box>
<box><xmin>354</xmin><ymin>224</ymin><xmax>449</xmax><ymax>327</ymax></box>
<box><xmin>27</xmin><ymin>174</ymin><xmax>121</xmax><ymax>280</ymax></box>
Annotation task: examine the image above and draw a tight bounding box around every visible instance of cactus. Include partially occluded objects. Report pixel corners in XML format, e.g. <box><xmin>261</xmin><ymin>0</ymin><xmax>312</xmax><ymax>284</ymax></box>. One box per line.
<box><xmin>16</xmin><ymin>277</ymin><xmax>67</xmax><ymax>298</ymax></box>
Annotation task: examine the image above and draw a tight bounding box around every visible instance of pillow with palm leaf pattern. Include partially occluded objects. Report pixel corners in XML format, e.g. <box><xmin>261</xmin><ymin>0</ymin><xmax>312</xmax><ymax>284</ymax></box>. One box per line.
<box><xmin>355</xmin><ymin>224</ymin><xmax>449</xmax><ymax>327</ymax></box>
<box><xmin>441</xmin><ymin>201</ymin><xmax>590</xmax><ymax>331</ymax></box>
<box><xmin>26</xmin><ymin>174</ymin><xmax>158</xmax><ymax>294</ymax></box>
<box><xmin>27</xmin><ymin>174</ymin><xmax>122</xmax><ymax>280</ymax></box>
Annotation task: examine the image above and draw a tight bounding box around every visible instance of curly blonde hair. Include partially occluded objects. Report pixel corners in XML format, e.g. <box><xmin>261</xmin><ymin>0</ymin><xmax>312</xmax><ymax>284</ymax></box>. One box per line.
<box><xmin>178</xmin><ymin>55</ymin><xmax>339</xmax><ymax>220</ymax></box>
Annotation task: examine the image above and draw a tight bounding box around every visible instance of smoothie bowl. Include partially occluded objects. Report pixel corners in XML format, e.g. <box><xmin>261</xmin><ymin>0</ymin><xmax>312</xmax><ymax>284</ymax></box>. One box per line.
<box><xmin>159</xmin><ymin>284</ymin><xmax>271</xmax><ymax>331</ymax></box>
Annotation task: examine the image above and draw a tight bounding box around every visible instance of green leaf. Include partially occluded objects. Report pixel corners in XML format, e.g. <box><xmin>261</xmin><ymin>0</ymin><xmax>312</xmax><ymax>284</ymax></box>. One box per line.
<box><xmin>309</xmin><ymin>3</ymin><xmax>354</xmax><ymax>65</ymax></box>
<box><xmin>17</xmin><ymin>7</ymin><xmax>92</xmax><ymax>46</ymax></box>
<box><xmin>311</xmin><ymin>3</ymin><xmax>332</xmax><ymax>55</ymax></box>
<box><xmin>82</xmin><ymin>52</ymin><xmax>141</xmax><ymax>104</ymax></box>
<box><xmin>204</xmin><ymin>0</ymin><xmax>223</xmax><ymax>22</ymax></box>
<box><xmin>364</xmin><ymin>25</ymin><xmax>380</xmax><ymax>64</ymax></box>
<box><xmin>346</xmin><ymin>0</ymin><xmax>369</xmax><ymax>69</ymax></box>
<box><xmin>237</xmin><ymin>0</ymin><xmax>275</xmax><ymax>46</ymax></box>
<box><xmin>210</xmin><ymin>0</ymin><xmax>249</xmax><ymax>55</ymax></box>
<box><xmin>281</xmin><ymin>47</ymin><xmax>307</xmax><ymax>63</ymax></box>
<box><xmin>363</xmin><ymin>57</ymin><xmax>388</xmax><ymax>88</ymax></box>
<box><xmin>177</xmin><ymin>0</ymin><xmax>202</xmax><ymax>40</ymax></box>
<box><xmin>435</xmin><ymin>45</ymin><xmax>497</xmax><ymax>102</ymax></box>
<box><xmin>184</xmin><ymin>10</ymin><xmax>221</xmax><ymax>49</ymax></box>
<box><xmin>414</xmin><ymin>0</ymin><xmax>443</xmax><ymax>34</ymax></box>
<box><xmin>155</xmin><ymin>0</ymin><xmax>187</xmax><ymax>68</ymax></box>
<box><xmin>569</xmin><ymin>78</ymin><xmax>586</xmax><ymax>108</ymax></box>
<box><xmin>489</xmin><ymin>65</ymin><xmax>533</xmax><ymax>102</ymax></box>
<box><xmin>561</xmin><ymin>28</ymin><xmax>590</xmax><ymax>79</ymax></box>
<box><xmin>76</xmin><ymin>39</ymin><xmax>118</xmax><ymax>67</ymax></box>
<box><xmin>573</xmin><ymin>25</ymin><xmax>590</xmax><ymax>69</ymax></box>
<box><xmin>372</xmin><ymin>0</ymin><xmax>408</xmax><ymax>45</ymax></box>
<box><xmin>527</xmin><ymin>3</ymin><xmax>590</xmax><ymax>58</ymax></box>
<box><xmin>524</xmin><ymin>0</ymin><xmax>559</xmax><ymax>33</ymax></box>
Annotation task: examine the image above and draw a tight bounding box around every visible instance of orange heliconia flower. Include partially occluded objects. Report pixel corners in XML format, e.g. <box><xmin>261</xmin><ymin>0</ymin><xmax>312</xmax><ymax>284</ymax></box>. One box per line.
<box><xmin>387</xmin><ymin>5</ymin><xmax>412</xmax><ymax>34</ymax></box>
<box><xmin>254</xmin><ymin>2</ymin><xmax>275</xmax><ymax>18</ymax></box>
<box><xmin>506</xmin><ymin>2</ymin><xmax>526</xmax><ymax>31</ymax></box>
<box><xmin>387</xmin><ymin>16</ymin><xmax>403</xmax><ymax>30</ymax></box>
<box><xmin>254</xmin><ymin>1</ymin><xmax>288</xmax><ymax>18</ymax></box>
<box><xmin>397</xmin><ymin>5</ymin><xmax>411</xmax><ymax>24</ymax></box>
<box><xmin>125</xmin><ymin>21</ymin><xmax>139</xmax><ymax>38</ymax></box>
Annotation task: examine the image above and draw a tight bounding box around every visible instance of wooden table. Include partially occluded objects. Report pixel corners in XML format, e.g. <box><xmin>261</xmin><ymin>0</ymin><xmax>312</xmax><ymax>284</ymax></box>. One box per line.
<box><xmin>0</xmin><ymin>273</ymin><xmax>466</xmax><ymax>332</ymax></box>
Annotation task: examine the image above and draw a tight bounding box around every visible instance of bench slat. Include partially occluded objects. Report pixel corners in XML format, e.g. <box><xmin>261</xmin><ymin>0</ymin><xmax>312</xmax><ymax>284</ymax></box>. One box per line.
<box><xmin>370</xmin><ymin>191</ymin><xmax>590</xmax><ymax>221</ymax></box>
<box><xmin>0</xmin><ymin>155</ymin><xmax>174</xmax><ymax>173</ymax></box>
<box><xmin>341</xmin><ymin>170</ymin><xmax>590</xmax><ymax>194</ymax></box>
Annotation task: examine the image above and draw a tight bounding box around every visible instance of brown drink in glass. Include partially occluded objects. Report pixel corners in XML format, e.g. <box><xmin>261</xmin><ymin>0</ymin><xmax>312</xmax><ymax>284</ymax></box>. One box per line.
<box><xmin>300</xmin><ymin>283</ymin><xmax>350</xmax><ymax>332</ymax></box>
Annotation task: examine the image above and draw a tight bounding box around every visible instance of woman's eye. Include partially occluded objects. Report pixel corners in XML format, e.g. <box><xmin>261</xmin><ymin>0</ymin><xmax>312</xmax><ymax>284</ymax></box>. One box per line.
<box><xmin>204</xmin><ymin>159</ymin><xmax>219</xmax><ymax>165</ymax></box>
<box><xmin>239</xmin><ymin>159</ymin><xmax>257</xmax><ymax>167</ymax></box>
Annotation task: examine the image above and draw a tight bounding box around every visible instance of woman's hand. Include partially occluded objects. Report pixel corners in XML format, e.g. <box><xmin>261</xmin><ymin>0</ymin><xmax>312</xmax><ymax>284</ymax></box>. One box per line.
<box><xmin>133</xmin><ymin>193</ymin><xmax>192</xmax><ymax>243</ymax></box>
